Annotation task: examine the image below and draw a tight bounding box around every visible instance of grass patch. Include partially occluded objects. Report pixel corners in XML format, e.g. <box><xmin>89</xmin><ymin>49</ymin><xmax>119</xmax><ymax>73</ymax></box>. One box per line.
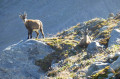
<box><xmin>36</xmin><ymin>37</ymin><xmax>80</xmax><ymax>71</ymax></box>
<box><xmin>35</xmin><ymin>17</ymin><xmax>120</xmax><ymax>79</ymax></box>
<box><xmin>91</xmin><ymin>66</ymin><xmax>110</xmax><ymax>79</ymax></box>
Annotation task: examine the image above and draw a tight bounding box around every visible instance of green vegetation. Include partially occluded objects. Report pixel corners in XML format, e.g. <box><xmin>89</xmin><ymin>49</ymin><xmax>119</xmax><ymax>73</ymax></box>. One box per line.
<box><xmin>98</xmin><ymin>19</ymin><xmax>118</xmax><ymax>46</ymax></box>
<box><xmin>36</xmin><ymin>37</ymin><xmax>80</xmax><ymax>71</ymax></box>
<box><xmin>35</xmin><ymin>16</ymin><xmax>120</xmax><ymax>79</ymax></box>
<box><xmin>91</xmin><ymin>66</ymin><xmax>110</xmax><ymax>79</ymax></box>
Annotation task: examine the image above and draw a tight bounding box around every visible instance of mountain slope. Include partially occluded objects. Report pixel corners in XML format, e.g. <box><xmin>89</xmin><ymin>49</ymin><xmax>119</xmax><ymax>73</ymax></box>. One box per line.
<box><xmin>0</xmin><ymin>0</ymin><xmax>120</xmax><ymax>51</ymax></box>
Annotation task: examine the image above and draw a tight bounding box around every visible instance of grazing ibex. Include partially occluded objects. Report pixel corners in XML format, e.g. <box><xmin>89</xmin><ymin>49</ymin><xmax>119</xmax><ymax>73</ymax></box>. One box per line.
<box><xmin>19</xmin><ymin>12</ymin><xmax>45</xmax><ymax>39</ymax></box>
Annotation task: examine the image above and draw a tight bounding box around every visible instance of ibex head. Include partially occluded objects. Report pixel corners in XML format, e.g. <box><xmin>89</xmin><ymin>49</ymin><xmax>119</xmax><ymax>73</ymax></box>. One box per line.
<box><xmin>19</xmin><ymin>12</ymin><xmax>27</xmax><ymax>22</ymax></box>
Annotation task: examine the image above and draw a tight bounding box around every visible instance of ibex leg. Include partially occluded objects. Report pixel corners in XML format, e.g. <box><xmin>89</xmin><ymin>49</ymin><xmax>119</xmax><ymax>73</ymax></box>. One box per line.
<box><xmin>40</xmin><ymin>28</ymin><xmax>45</xmax><ymax>38</ymax></box>
<box><xmin>35</xmin><ymin>31</ymin><xmax>39</xmax><ymax>39</ymax></box>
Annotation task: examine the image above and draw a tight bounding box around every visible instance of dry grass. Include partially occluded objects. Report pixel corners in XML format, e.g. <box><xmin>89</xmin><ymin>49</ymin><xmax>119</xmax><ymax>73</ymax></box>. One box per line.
<box><xmin>36</xmin><ymin>17</ymin><xmax>120</xmax><ymax>79</ymax></box>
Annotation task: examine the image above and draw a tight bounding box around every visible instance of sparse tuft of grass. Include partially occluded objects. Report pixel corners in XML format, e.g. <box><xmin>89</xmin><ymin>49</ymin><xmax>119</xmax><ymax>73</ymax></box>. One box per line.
<box><xmin>35</xmin><ymin>17</ymin><xmax>120</xmax><ymax>79</ymax></box>
<box><xmin>91</xmin><ymin>66</ymin><xmax>110</xmax><ymax>79</ymax></box>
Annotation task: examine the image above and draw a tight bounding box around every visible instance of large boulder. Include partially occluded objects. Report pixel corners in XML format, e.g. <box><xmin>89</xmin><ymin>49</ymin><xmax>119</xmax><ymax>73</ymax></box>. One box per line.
<box><xmin>87</xmin><ymin>41</ymin><xmax>103</xmax><ymax>55</ymax></box>
<box><xmin>86</xmin><ymin>62</ymin><xmax>110</xmax><ymax>76</ymax></box>
<box><xmin>114</xmin><ymin>52</ymin><xmax>120</xmax><ymax>58</ymax></box>
<box><xmin>0</xmin><ymin>39</ymin><xmax>54</xmax><ymax>79</ymax></box>
<box><xmin>108</xmin><ymin>29</ymin><xmax>120</xmax><ymax>47</ymax></box>
<box><xmin>106</xmin><ymin>55</ymin><xmax>120</xmax><ymax>79</ymax></box>
<box><xmin>109</xmin><ymin>56</ymin><xmax>120</xmax><ymax>72</ymax></box>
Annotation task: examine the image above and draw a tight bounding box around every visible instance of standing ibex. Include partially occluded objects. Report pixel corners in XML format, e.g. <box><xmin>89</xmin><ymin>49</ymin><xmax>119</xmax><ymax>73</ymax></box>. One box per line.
<box><xmin>19</xmin><ymin>12</ymin><xmax>45</xmax><ymax>39</ymax></box>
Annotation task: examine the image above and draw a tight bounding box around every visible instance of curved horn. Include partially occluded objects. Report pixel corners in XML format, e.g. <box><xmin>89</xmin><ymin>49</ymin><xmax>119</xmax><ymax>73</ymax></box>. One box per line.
<box><xmin>19</xmin><ymin>12</ymin><xmax>22</xmax><ymax>17</ymax></box>
<box><xmin>24</xmin><ymin>11</ymin><xmax>27</xmax><ymax>16</ymax></box>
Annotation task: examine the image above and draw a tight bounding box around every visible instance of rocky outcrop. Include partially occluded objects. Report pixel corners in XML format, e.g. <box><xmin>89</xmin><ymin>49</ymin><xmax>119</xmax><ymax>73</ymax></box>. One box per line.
<box><xmin>0</xmin><ymin>39</ymin><xmax>54</xmax><ymax>79</ymax></box>
<box><xmin>86</xmin><ymin>51</ymin><xmax>120</xmax><ymax>78</ymax></box>
<box><xmin>109</xmin><ymin>56</ymin><xmax>120</xmax><ymax>72</ymax></box>
<box><xmin>86</xmin><ymin>62</ymin><xmax>110</xmax><ymax>76</ymax></box>
<box><xmin>106</xmin><ymin>56</ymin><xmax>120</xmax><ymax>79</ymax></box>
<box><xmin>87</xmin><ymin>41</ymin><xmax>103</xmax><ymax>55</ymax></box>
<box><xmin>85</xmin><ymin>18</ymin><xmax>105</xmax><ymax>30</ymax></box>
<box><xmin>114</xmin><ymin>12</ymin><xmax>120</xmax><ymax>20</ymax></box>
<box><xmin>99</xmin><ymin>26</ymin><xmax>109</xmax><ymax>32</ymax></box>
<box><xmin>108</xmin><ymin>29</ymin><xmax>120</xmax><ymax>47</ymax></box>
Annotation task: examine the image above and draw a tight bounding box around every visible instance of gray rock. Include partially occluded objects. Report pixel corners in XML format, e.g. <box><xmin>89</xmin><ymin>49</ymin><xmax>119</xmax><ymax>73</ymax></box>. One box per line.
<box><xmin>69</xmin><ymin>63</ymin><xmax>79</xmax><ymax>69</ymax></box>
<box><xmin>107</xmin><ymin>54</ymin><xmax>114</xmax><ymax>63</ymax></box>
<box><xmin>109</xmin><ymin>56</ymin><xmax>120</xmax><ymax>72</ymax></box>
<box><xmin>114</xmin><ymin>52</ymin><xmax>120</xmax><ymax>58</ymax></box>
<box><xmin>86</xmin><ymin>62</ymin><xmax>110</xmax><ymax>76</ymax></box>
<box><xmin>115</xmin><ymin>74</ymin><xmax>120</xmax><ymax>79</ymax></box>
<box><xmin>117</xmin><ymin>21</ymin><xmax>120</xmax><ymax>26</ymax></box>
<box><xmin>107</xmin><ymin>73</ymin><xmax>114</xmax><ymax>79</ymax></box>
<box><xmin>80</xmin><ymin>22</ymin><xmax>86</xmax><ymax>27</ymax></box>
<box><xmin>113</xmin><ymin>26</ymin><xmax>120</xmax><ymax>29</ymax></box>
<box><xmin>113</xmin><ymin>22</ymin><xmax>120</xmax><ymax>29</ymax></box>
<box><xmin>0</xmin><ymin>39</ymin><xmax>54</xmax><ymax>79</ymax></box>
<box><xmin>108</xmin><ymin>29</ymin><xmax>120</xmax><ymax>47</ymax></box>
<box><xmin>107</xmin><ymin>54</ymin><xmax>114</xmax><ymax>59</ymax></box>
<box><xmin>51</xmin><ymin>63</ymin><xmax>59</xmax><ymax>70</ymax></box>
<box><xmin>99</xmin><ymin>26</ymin><xmax>109</xmax><ymax>32</ymax></box>
<box><xmin>109</xmin><ymin>59</ymin><xmax>114</xmax><ymax>63</ymax></box>
<box><xmin>86</xmin><ymin>18</ymin><xmax>105</xmax><ymax>30</ymax></box>
<box><xmin>87</xmin><ymin>41</ymin><xmax>103</xmax><ymax>55</ymax></box>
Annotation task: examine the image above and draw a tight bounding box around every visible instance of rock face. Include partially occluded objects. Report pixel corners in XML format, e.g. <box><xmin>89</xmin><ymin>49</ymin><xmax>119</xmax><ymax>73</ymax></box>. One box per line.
<box><xmin>108</xmin><ymin>29</ymin><xmax>120</xmax><ymax>47</ymax></box>
<box><xmin>1</xmin><ymin>0</ymin><xmax>120</xmax><ymax>51</ymax></box>
<box><xmin>109</xmin><ymin>56</ymin><xmax>120</xmax><ymax>72</ymax></box>
<box><xmin>0</xmin><ymin>39</ymin><xmax>54</xmax><ymax>79</ymax></box>
<box><xmin>87</xmin><ymin>41</ymin><xmax>103</xmax><ymax>55</ymax></box>
<box><xmin>114</xmin><ymin>12</ymin><xmax>120</xmax><ymax>20</ymax></box>
<box><xmin>86</xmin><ymin>62</ymin><xmax>110</xmax><ymax>76</ymax></box>
<box><xmin>114</xmin><ymin>52</ymin><xmax>120</xmax><ymax>58</ymax></box>
<box><xmin>99</xmin><ymin>26</ymin><xmax>109</xmax><ymax>32</ymax></box>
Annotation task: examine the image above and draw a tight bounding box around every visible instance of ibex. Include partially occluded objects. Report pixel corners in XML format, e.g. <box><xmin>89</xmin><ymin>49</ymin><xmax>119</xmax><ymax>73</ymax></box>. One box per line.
<box><xmin>79</xmin><ymin>28</ymin><xmax>91</xmax><ymax>48</ymax></box>
<box><xmin>19</xmin><ymin>12</ymin><xmax>45</xmax><ymax>39</ymax></box>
